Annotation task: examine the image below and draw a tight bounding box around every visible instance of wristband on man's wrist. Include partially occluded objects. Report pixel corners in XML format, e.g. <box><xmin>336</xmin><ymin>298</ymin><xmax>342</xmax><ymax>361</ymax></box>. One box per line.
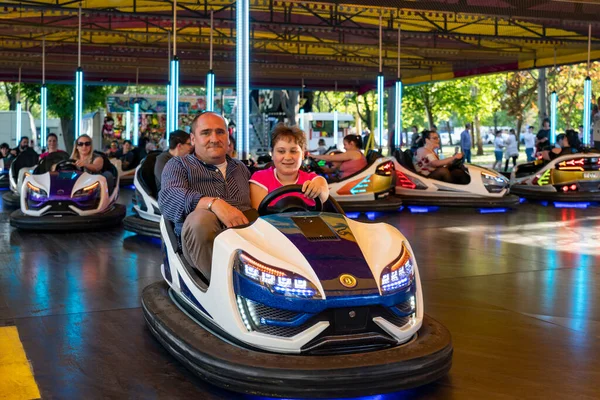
<box><xmin>207</xmin><ymin>197</ymin><xmax>221</xmax><ymax>212</ymax></box>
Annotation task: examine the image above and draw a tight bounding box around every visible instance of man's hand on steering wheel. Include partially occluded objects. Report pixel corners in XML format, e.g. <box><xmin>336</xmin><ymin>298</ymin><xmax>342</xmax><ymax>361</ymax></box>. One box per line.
<box><xmin>210</xmin><ymin>199</ymin><xmax>249</xmax><ymax>228</ymax></box>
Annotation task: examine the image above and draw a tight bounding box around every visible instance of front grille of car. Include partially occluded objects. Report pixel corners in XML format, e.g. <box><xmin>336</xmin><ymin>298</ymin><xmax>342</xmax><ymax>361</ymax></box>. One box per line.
<box><xmin>237</xmin><ymin>295</ymin><xmax>416</xmax><ymax>353</ymax></box>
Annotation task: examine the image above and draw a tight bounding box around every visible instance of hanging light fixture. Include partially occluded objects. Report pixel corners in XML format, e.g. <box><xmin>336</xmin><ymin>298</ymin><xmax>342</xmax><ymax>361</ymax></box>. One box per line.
<box><xmin>133</xmin><ymin>67</ymin><xmax>139</xmax><ymax>146</ymax></box>
<box><xmin>167</xmin><ymin>0</ymin><xmax>180</xmax><ymax>137</ymax></box>
<box><xmin>299</xmin><ymin>78</ymin><xmax>305</xmax><ymax>130</ymax></box>
<box><xmin>333</xmin><ymin>81</ymin><xmax>338</xmax><ymax>149</ymax></box>
<box><xmin>376</xmin><ymin>14</ymin><xmax>385</xmax><ymax>151</ymax></box>
<box><xmin>74</xmin><ymin>4</ymin><xmax>83</xmax><ymax>137</ymax></box>
<box><xmin>236</xmin><ymin>0</ymin><xmax>250</xmax><ymax>158</ymax></box>
<box><xmin>16</xmin><ymin>66</ymin><xmax>22</xmax><ymax>144</ymax></box>
<box><xmin>550</xmin><ymin>48</ymin><xmax>558</xmax><ymax>145</ymax></box>
<box><xmin>583</xmin><ymin>24</ymin><xmax>592</xmax><ymax>147</ymax></box>
<box><xmin>395</xmin><ymin>22</ymin><xmax>403</xmax><ymax>149</ymax></box>
<box><xmin>206</xmin><ymin>11</ymin><xmax>215</xmax><ymax>112</ymax></box>
<box><xmin>40</xmin><ymin>37</ymin><xmax>48</xmax><ymax>149</ymax></box>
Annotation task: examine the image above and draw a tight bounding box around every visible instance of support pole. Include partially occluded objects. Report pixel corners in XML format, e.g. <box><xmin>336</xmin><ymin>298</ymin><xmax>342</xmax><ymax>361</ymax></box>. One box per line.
<box><xmin>16</xmin><ymin>66</ymin><xmax>22</xmax><ymax>144</ymax></box>
<box><xmin>74</xmin><ymin>3</ymin><xmax>83</xmax><ymax>138</ymax></box>
<box><xmin>133</xmin><ymin>67</ymin><xmax>139</xmax><ymax>146</ymax></box>
<box><xmin>583</xmin><ymin>24</ymin><xmax>592</xmax><ymax>147</ymax></box>
<box><xmin>41</xmin><ymin>37</ymin><xmax>47</xmax><ymax>148</ymax></box>
<box><xmin>206</xmin><ymin>11</ymin><xmax>215</xmax><ymax>111</ymax></box>
<box><xmin>395</xmin><ymin>22</ymin><xmax>402</xmax><ymax>149</ymax></box>
<box><xmin>377</xmin><ymin>14</ymin><xmax>384</xmax><ymax>151</ymax></box>
<box><xmin>167</xmin><ymin>0</ymin><xmax>179</xmax><ymax>137</ymax></box>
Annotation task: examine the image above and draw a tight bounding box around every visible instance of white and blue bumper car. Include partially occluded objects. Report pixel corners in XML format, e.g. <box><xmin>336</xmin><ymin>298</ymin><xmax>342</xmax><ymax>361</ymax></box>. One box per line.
<box><xmin>2</xmin><ymin>148</ymin><xmax>39</xmax><ymax>207</ymax></box>
<box><xmin>10</xmin><ymin>152</ymin><xmax>126</xmax><ymax>231</ymax></box>
<box><xmin>142</xmin><ymin>185</ymin><xmax>452</xmax><ymax>398</ymax></box>
<box><xmin>123</xmin><ymin>151</ymin><xmax>162</xmax><ymax>237</ymax></box>
<box><xmin>393</xmin><ymin>149</ymin><xmax>519</xmax><ymax>208</ymax></box>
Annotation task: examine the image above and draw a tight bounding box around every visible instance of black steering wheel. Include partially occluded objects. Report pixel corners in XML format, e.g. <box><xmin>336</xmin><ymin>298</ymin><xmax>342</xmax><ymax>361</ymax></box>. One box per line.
<box><xmin>301</xmin><ymin>157</ymin><xmax>326</xmax><ymax>175</ymax></box>
<box><xmin>450</xmin><ymin>155</ymin><xmax>465</xmax><ymax>169</ymax></box>
<box><xmin>55</xmin><ymin>159</ymin><xmax>82</xmax><ymax>172</ymax></box>
<box><xmin>258</xmin><ymin>184</ymin><xmax>324</xmax><ymax>216</ymax></box>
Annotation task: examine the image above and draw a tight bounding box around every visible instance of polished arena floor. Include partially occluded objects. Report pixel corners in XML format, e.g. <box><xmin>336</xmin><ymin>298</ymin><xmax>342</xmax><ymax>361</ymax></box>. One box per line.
<box><xmin>1</xmin><ymin>188</ymin><xmax>599</xmax><ymax>399</ymax></box>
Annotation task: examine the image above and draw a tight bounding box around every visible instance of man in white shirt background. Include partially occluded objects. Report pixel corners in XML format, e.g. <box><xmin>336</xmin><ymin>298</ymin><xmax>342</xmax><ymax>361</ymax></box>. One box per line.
<box><xmin>523</xmin><ymin>126</ymin><xmax>536</xmax><ymax>161</ymax></box>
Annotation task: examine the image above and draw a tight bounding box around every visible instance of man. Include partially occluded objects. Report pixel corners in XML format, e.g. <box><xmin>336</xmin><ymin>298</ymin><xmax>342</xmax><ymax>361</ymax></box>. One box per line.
<box><xmin>155</xmin><ymin>130</ymin><xmax>193</xmax><ymax>191</ymax></box>
<box><xmin>523</xmin><ymin>126</ymin><xmax>536</xmax><ymax>161</ymax></box>
<box><xmin>409</xmin><ymin>126</ymin><xmax>420</xmax><ymax>150</ymax></box>
<box><xmin>159</xmin><ymin>112</ymin><xmax>255</xmax><ymax>280</ymax></box>
<box><xmin>460</xmin><ymin>123</ymin><xmax>472</xmax><ymax>163</ymax></box>
<box><xmin>535</xmin><ymin>118</ymin><xmax>551</xmax><ymax>153</ymax></box>
<box><xmin>10</xmin><ymin>136</ymin><xmax>29</xmax><ymax>157</ymax></box>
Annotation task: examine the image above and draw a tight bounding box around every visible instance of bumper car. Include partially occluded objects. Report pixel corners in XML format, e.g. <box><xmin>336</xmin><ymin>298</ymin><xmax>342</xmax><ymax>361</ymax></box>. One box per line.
<box><xmin>123</xmin><ymin>151</ymin><xmax>162</xmax><ymax>237</ymax></box>
<box><xmin>2</xmin><ymin>148</ymin><xmax>39</xmax><ymax>207</ymax></box>
<box><xmin>304</xmin><ymin>150</ymin><xmax>403</xmax><ymax>212</ymax></box>
<box><xmin>142</xmin><ymin>185</ymin><xmax>452</xmax><ymax>398</ymax></box>
<box><xmin>392</xmin><ymin>149</ymin><xmax>519</xmax><ymax>208</ymax></box>
<box><xmin>110</xmin><ymin>158</ymin><xmax>136</xmax><ymax>186</ymax></box>
<box><xmin>0</xmin><ymin>158</ymin><xmax>9</xmax><ymax>189</ymax></box>
<box><xmin>510</xmin><ymin>151</ymin><xmax>600</xmax><ymax>202</ymax></box>
<box><xmin>10</xmin><ymin>152</ymin><xmax>126</xmax><ymax>231</ymax></box>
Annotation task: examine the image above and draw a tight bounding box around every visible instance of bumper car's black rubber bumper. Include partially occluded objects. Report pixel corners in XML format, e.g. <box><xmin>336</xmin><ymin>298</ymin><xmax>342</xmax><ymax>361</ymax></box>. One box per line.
<box><xmin>0</xmin><ymin>179</ymin><xmax>8</xmax><ymax>189</ymax></box>
<box><xmin>398</xmin><ymin>193</ymin><xmax>520</xmax><ymax>208</ymax></box>
<box><xmin>2</xmin><ymin>191</ymin><xmax>20</xmax><ymax>207</ymax></box>
<box><xmin>510</xmin><ymin>187</ymin><xmax>600</xmax><ymax>202</ymax></box>
<box><xmin>142</xmin><ymin>281</ymin><xmax>453</xmax><ymax>398</ymax></box>
<box><xmin>337</xmin><ymin>195</ymin><xmax>403</xmax><ymax>212</ymax></box>
<box><xmin>10</xmin><ymin>204</ymin><xmax>126</xmax><ymax>231</ymax></box>
<box><xmin>123</xmin><ymin>214</ymin><xmax>161</xmax><ymax>237</ymax></box>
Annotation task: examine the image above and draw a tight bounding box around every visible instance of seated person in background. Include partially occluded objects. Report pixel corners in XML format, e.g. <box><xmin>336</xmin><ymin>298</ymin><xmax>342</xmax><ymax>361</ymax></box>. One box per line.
<box><xmin>158</xmin><ymin>112</ymin><xmax>257</xmax><ymax>280</ymax></box>
<box><xmin>40</xmin><ymin>133</ymin><xmax>66</xmax><ymax>160</ymax></box>
<box><xmin>413</xmin><ymin>130</ymin><xmax>465</xmax><ymax>183</ymax></box>
<box><xmin>249</xmin><ymin>124</ymin><xmax>329</xmax><ymax>209</ymax></box>
<box><xmin>311</xmin><ymin>134</ymin><xmax>367</xmax><ymax>179</ymax></box>
<box><xmin>11</xmin><ymin>136</ymin><xmax>29</xmax><ymax>157</ymax></box>
<box><xmin>118</xmin><ymin>140</ymin><xmax>135</xmax><ymax>170</ymax></box>
<box><xmin>309</xmin><ymin>138</ymin><xmax>328</xmax><ymax>155</ymax></box>
<box><xmin>105</xmin><ymin>140</ymin><xmax>120</xmax><ymax>158</ymax></box>
<box><xmin>227</xmin><ymin>134</ymin><xmax>238</xmax><ymax>159</ymax></box>
<box><xmin>1</xmin><ymin>142</ymin><xmax>11</xmax><ymax>161</ymax></box>
<box><xmin>155</xmin><ymin>130</ymin><xmax>192</xmax><ymax>192</ymax></box>
<box><xmin>543</xmin><ymin>130</ymin><xmax>581</xmax><ymax>161</ymax></box>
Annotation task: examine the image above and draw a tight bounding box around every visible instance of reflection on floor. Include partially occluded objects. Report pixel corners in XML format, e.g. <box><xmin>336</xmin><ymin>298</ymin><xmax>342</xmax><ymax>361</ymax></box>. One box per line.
<box><xmin>1</xmin><ymin>191</ymin><xmax>600</xmax><ymax>399</ymax></box>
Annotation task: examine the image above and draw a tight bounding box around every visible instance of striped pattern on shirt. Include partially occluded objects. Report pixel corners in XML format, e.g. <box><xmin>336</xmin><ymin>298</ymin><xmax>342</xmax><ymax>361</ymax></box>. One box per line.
<box><xmin>158</xmin><ymin>154</ymin><xmax>251</xmax><ymax>238</ymax></box>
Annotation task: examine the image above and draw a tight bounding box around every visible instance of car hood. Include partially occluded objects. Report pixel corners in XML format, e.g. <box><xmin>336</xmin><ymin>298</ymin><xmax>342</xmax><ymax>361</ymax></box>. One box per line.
<box><xmin>47</xmin><ymin>171</ymin><xmax>83</xmax><ymax>196</ymax></box>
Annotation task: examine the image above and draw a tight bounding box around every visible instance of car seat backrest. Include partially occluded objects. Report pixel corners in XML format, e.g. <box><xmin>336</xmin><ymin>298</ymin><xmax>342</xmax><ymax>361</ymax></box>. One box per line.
<box><xmin>401</xmin><ymin>149</ymin><xmax>417</xmax><ymax>173</ymax></box>
<box><xmin>11</xmin><ymin>148</ymin><xmax>39</xmax><ymax>181</ymax></box>
<box><xmin>34</xmin><ymin>152</ymin><xmax>70</xmax><ymax>174</ymax></box>
<box><xmin>138</xmin><ymin>151</ymin><xmax>161</xmax><ymax>198</ymax></box>
<box><xmin>365</xmin><ymin>150</ymin><xmax>382</xmax><ymax>166</ymax></box>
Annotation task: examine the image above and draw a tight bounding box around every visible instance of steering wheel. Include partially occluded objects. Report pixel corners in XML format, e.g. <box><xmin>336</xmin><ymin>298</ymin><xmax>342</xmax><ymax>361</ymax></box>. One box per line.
<box><xmin>258</xmin><ymin>184</ymin><xmax>324</xmax><ymax>216</ymax></box>
<box><xmin>301</xmin><ymin>157</ymin><xmax>326</xmax><ymax>175</ymax></box>
<box><xmin>450</xmin><ymin>155</ymin><xmax>465</xmax><ymax>169</ymax></box>
<box><xmin>55</xmin><ymin>159</ymin><xmax>82</xmax><ymax>172</ymax></box>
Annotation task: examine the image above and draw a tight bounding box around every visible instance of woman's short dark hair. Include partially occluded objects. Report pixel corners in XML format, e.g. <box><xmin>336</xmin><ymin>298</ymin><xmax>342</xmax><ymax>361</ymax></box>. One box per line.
<box><xmin>343</xmin><ymin>134</ymin><xmax>363</xmax><ymax>149</ymax></box>
<box><xmin>565</xmin><ymin>129</ymin><xmax>581</xmax><ymax>149</ymax></box>
<box><xmin>47</xmin><ymin>133</ymin><xmax>58</xmax><ymax>141</ymax></box>
<box><xmin>270</xmin><ymin>123</ymin><xmax>307</xmax><ymax>150</ymax></box>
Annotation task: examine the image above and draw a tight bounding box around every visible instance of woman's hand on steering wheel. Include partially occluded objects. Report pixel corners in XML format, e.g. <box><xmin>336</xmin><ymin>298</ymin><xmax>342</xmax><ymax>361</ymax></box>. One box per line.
<box><xmin>450</xmin><ymin>153</ymin><xmax>465</xmax><ymax>168</ymax></box>
<box><xmin>55</xmin><ymin>159</ymin><xmax>83</xmax><ymax>172</ymax></box>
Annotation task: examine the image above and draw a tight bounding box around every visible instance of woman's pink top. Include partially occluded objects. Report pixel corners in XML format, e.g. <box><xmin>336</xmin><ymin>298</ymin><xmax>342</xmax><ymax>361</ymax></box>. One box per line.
<box><xmin>40</xmin><ymin>150</ymin><xmax>66</xmax><ymax>160</ymax></box>
<box><xmin>250</xmin><ymin>166</ymin><xmax>319</xmax><ymax>206</ymax></box>
<box><xmin>339</xmin><ymin>156</ymin><xmax>367</xmax><ymax>179</ymax></box>
<box><xmin>413</xmin><ymin>149</ymin><xmax>439</xmax><ymax>176</ymax></box>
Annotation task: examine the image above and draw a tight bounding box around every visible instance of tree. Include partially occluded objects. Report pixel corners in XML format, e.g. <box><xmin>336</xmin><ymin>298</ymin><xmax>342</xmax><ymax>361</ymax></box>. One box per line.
<box><xmin>503</xmin><ymin>71</ymin><xmax>538</xmax><ymax>147</ymax></box>
<box><xmin>21</xmin><ymin>84</ymin><xmax>113</xmax><ymax>152</ymax></box>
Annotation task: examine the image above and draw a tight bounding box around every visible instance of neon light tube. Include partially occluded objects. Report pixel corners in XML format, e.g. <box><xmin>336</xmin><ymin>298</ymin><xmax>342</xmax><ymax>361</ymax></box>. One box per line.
<box><xmin>169</xmin><ymin>57</ymin><xmax>180</xmax><ymax>135</ymax></box>
<box><xmin>40</xmin><ymin>85</ymin><xmax>47</xmax><ymax>148</ymax></box>
<box><xmin>166</xmin><ymin>83</ymin><xmax>171</xmax><ymax>138</ymax></box>
<box><xmin>74</xmin><ymin>67</ymin><xmax>83</xmax><ymax>137</ymax></box>
<box><xmin>206</xmin><ymin>70</ymin><xmax>215</xmax><ymax>112</ymax></box>
<box><xmin>16</xmin><ymin>102</ymin><xmax>22</xmax><ymax>143</ymax></box>
<box><xmin>377</xmin><ymin>74</ymin><xmax>384</xmax><ymax>149</ymax></box>
<box><xmin>133</xmin><ymin>103</ymin><xmax>139</xmax><ymax>146</ymax></box>
<box><xmin>236</xmin><ymin>0</ymin><xmax>250</xmax><ymax>158</ymax></box>
<box><xmin>125</xmin><ymin>110</ymin><xmax>131</xmax><ymax>141</ymax></box>
<box><xmin>299</xmin><ymin>108</ymin><xmax>304</xmax><ymax>130</ymax></box>
<box><xmin>583</xmin><ymin>77</ymin><xmax>592</xmax><ymax>147</ymax></box>
<box><xmin>550</xmin><ymin>91</ymin><xmax>557</xmax><ymax>145</ymax></box>
<box><xmin>333</xmin><ymin>110</ymin><xmax>338</xmax><ymax>149</ymax></box>
<box><xmin>395</xmin><ymin>80</ymin><xmax>403</xmax><ymax>148</ymax></box>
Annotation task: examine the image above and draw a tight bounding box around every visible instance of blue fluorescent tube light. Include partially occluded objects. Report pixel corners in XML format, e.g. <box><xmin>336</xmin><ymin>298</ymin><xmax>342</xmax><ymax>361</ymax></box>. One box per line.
<box><xmin>377</xmin><ymin>74</ymin><xmax>384</xmax><ymax>149</ymax></box>
<box><xmin>40</xmin><ymin>85</ymin><xmax>47</xmax><ymax>148</ymax></box>
<box><xmin>206</xmin><ymin>70</ymin><xmax>215</xmax><ymax>112</ymax></box>
<box><xmin>583</xmin><ymin>77</ymin><xmax>592</xmax><ymax>147</ymax></box>
<box><xmin>133</xmin><ymin>103</ymin><xmax>139</xmax><ymax>146</ymax></box>
<box><xmin>75</xmin><ymin>67</ymin><xmax>83</xmax><ymax>137</ymax></box>
<box><xmin>395</xmin><ymin>80</ymin><xmax>403</xmax><ymax>148</ymax></box>
<box><xmin>550</xmin><ymin>91</ymin><xmax>557</xmax><ymax>145</ymax></box>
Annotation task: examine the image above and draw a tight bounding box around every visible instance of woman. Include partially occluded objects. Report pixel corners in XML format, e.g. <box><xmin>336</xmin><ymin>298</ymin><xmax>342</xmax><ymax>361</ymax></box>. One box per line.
<box><xmin>312</xmin><ymin>135</ymin><xmax>367</xmax><ymax>180</ymax></box>
<box><xmin>119</xmin><ymin>140</ymin><xmax>135</xmax><ymax>171</ymax></box>
<box><xmin>413</xmin><ymin>130</ymin><xmax>464</xmax><ymax>183</ymax></box>
<box><xmin>543</xmin><ymin>130</ymin><xmax>581</xmax><ymax>160</ymax></box>
<box><xmin>250</xmin><ymin>124</ymin><xmax>328</xmax><ymax>209</ymax></box>
<box><xmin>70</xmin><ymin>134</ymin><xmax>104</xmax><ymax>173</ymax></box>
<box><xmin>40</xmin><ymin>133</ymin><xmax>66</xmax><ymax>160</ymax></box>
<box><xmin>493</xmin><ymin>131</ymin><xmax>505</xmax><ymax>171</ymax></box>
<box><xmin>504</xmin><ymin>129</ymin><xmax>519</xmax><ymax>172</ymax></box>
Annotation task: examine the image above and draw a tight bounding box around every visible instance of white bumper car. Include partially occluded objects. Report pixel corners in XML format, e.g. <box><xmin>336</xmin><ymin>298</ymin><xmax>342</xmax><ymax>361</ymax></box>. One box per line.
<box><xmin>2</xmin><ymin>148</ymin><xmax>39</xmax><ymax>207</ymax></box>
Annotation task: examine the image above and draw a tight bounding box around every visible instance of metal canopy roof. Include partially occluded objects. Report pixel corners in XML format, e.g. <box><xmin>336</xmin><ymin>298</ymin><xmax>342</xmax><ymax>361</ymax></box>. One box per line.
<box><xmin>1</xmin><ymin>0</ymin><xmax>600</xmax><ymax>89</ymax></box>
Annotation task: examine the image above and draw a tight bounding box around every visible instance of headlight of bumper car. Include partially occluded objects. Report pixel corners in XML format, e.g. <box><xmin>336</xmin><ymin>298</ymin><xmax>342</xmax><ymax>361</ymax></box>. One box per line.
<box><xmin>380</xmin><ymin>243</ymin><xmax>415</xmax><ymax>294</ymax></box>
<box><xmin>481</xmin><ymin>172</ymin><xmax>508</xmax><ymax>193</ymax></box>
<box><xmin>26</xmin><ymin>181</ymin><xmax>48</xmax><ymax>198</ymax></box>
<box><xmin>73</xmin><ymin>182</ymin><xmax>100</xmax><ymax>198</ymax></box>
<box><xmin>234</xmin><ymin>251</ymin><xmax>321</xmax><ymax>299</ymax></box>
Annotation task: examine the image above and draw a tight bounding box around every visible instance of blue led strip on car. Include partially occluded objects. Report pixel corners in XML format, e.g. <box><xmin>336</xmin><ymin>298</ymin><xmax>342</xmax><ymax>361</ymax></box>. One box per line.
<box><xmin>233</xmin><ymin>271</ymin><xmax>415</xmax><ymax>314</ymax></box>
